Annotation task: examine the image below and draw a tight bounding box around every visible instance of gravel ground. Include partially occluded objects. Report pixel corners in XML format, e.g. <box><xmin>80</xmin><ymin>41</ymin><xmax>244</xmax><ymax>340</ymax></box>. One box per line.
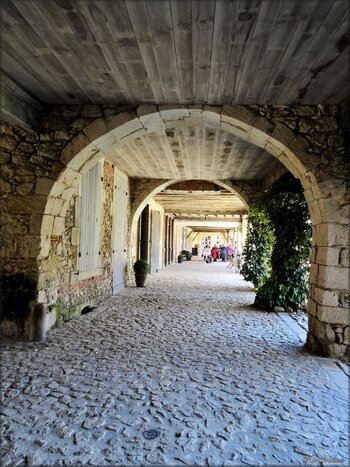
<box><xmin>0</xmin><ymin>259</ymin><xmax>348</xmax><ymax>466</ymax></box>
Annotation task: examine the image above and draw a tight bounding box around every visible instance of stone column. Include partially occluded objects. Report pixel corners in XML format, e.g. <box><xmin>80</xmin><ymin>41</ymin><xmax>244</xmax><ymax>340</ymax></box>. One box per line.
<box><xmin>305</xmin><ymin>182</ymin><xmax>349</xmax><ymax>358</ymax></box>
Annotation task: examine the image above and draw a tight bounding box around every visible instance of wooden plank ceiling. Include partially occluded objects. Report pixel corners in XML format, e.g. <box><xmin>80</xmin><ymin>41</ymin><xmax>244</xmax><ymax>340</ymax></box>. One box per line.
<box><xmin>153</xmin><ymin>188</ymin><xmax>246</xmax><ymax>217</ymax></box>
<box><xmin>108</xmin><ymin>125</ymin><xmax>282</xmax><ymax>180</ymax></box>
<box><xmin>153</xmin><ymin>181</ymin><xmax>247</xmax><ymax>218</ymax></box>
<box><xmin>1</xmin><ymin>0</ymin><xmax>349</xmax><ymax>105</ymax></box>
<box><xmin>2</xmin><ymin>0</ymin><xmax>348</xmax><ymax>219</ymax></box>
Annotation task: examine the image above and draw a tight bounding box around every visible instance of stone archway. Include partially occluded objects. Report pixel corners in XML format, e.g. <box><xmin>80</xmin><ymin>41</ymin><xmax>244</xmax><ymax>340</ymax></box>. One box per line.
<box><xmin>35</xmin><ymin>105</ymin><xmax>348</xmax><ymax>357</ymax></box>
<box><xmin>126</xmin><ymin>177</ymin><xmax>250</xmax><ymax>280</ymax></box>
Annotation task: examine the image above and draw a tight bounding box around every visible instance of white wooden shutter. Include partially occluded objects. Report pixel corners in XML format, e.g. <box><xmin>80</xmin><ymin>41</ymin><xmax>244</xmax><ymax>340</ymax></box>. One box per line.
<box><xmin>79</xmin><ymin>162</ymin><xmax>102</xmax><ymax>272</ymax></box>
<box><xmin>112</xmin><ymin>172</ymin><xmax>128</xmax><ymax>293</ymax></box>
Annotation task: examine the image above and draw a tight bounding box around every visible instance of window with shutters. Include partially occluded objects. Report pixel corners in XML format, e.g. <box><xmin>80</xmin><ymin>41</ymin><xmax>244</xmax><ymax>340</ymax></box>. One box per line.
<box><xmin>79</xmin><ymin>162</ymin><xmax>102</xmax><ymax>274</ymax></box>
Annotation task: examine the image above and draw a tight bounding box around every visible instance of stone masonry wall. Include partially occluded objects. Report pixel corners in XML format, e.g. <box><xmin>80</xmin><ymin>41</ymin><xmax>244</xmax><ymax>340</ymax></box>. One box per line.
<box><xmin>38</xmin><ymin>160</ymin><xmax>114</xmax><ymax>327</ymax></box>
<box><xmin>0</xmin><ymin>104</ymin><xmax>349</xmax><ymax>357</ymax></box>
<box><xmin>0</xmin><ymin>114</ymin><xmax>115</xmax><ymax>334</ymax></box>
<box><xmin>0</xmin><ymin>122</ymin><xmax>40</xmax><ymax>335</ymax></box>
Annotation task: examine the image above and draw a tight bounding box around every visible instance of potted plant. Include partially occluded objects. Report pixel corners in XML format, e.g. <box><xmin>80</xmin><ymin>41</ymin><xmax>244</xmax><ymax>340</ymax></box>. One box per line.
<box><xmin>181</xmin><ymin>250</ymin><xmax>192</xmax><ymax>261</ymax></box>
<box><xmin>133</xmin><ymin>259</ymin><xmax>150</xmax><ymax>287</ymax></box>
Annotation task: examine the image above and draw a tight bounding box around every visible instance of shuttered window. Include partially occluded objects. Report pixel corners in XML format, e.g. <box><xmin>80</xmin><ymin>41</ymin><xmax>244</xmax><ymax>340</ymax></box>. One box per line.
<box><xmin>79</xmin><ymin>162</ymin><xmax>102</xmax><ymax>272</ymax></box>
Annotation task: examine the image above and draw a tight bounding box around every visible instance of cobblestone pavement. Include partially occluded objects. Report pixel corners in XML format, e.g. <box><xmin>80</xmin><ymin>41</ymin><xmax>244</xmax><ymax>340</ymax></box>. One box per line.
<box><xmin>1</xmin><ymin>260</ymin><xmax>349</xmax><ymax>466</ymax></box>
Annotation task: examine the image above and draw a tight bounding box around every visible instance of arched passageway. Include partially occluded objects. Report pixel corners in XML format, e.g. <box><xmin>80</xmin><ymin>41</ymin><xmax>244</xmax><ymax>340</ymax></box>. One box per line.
<box><xmin>37</xmin><ymin>107</ymin><xmax>348</xmax><ymax>357</ymax></box>
<box><xmin>1</xmin><ymin>260</ymin><xmax>348</xmax><ymax>466</ymax></box>
<box><xmin>1</xmin><ymin>105</ymin><xmax>348</xmax><ymax>358</ymax></box>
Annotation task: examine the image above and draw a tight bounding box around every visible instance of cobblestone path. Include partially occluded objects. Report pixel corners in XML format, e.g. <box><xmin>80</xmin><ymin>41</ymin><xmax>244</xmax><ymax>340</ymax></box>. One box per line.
<box><xmin>1</xmin><ymin>260</ymin><xmax>348</xmax><ymax>466</ymax></box>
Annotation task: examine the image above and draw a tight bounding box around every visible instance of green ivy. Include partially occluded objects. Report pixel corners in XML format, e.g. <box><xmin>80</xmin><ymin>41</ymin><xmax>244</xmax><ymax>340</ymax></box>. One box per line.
<box><xmin>241</xmin><ymin>206</ymin><xmax>275</xmax><ymax>287</ymax></box>
<box><xmin>242</xmin><ymin>174</ymin><xmax>312</xmax><ymax>311</ymax></box>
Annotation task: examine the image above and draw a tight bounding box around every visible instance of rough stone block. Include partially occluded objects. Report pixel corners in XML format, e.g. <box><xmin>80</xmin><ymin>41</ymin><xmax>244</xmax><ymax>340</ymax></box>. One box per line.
<box><xmin>60</xmin><ymin>188</ymin><xmax>76</xmax><ymax>203</ymax></box>
<box><xmin>314</xmin><ymin>287</ymin><xmax>340</xmax><ymax>307</ymax></box>
<box><xmin>309</xmin><ymin>315</ymin><xmax>325</xmax><ymax>339</ymax></box>
<box><xmin>52</xmin><ymin>216</ymin><xmax>65</xmax><ymax>236</ymax></box>
<box><xmin>327</xmin><ymin>343</ymin><xmax>347</xmax><ymax>358</ymax></box>
<box><xmin>315</xmin><ymin>116</ymin><xmax>338</xmax><ymax>132</ymax></box>
<box><xmin>139</xmin><ymin>112</ymin><xmax>164</xmax><ymax>133</ymax></box>
<box><xmin>16</xmin><ymin>181</ymin><xmax>35</xmax><ymax>195</ymax></box>
<box><xmin>189</xmin><ymin>107</ymin><xmax>203</xmax><ymax>117</ymax></box>
<box><xmin>307</xmin><ymin>199</ymin><xmax>322</xmax><ymax>225</ymax></box>
<box><xmin>81</xmin><ymin>104</ymin><xmax>103</xmax><ymax>118</ymax></box>
<box><xmin>38</xmin><ymin>270</ymin><xmax>61</xmax><ymax>289</ymax></box>
<box><xmin>105</xmin><ymin>112</ymin><xmax>134</xmax><ymax>131</ymax></box>
<box><xmin>2</xmin><ymin>214</ymin><xmax>29</xmax><ymax>235</ymax></box>
<box><xmin>60</xmin><ymin>167</ymin><xmax>80</xmax><ymax>188</ymax></box>
<box><xmin>203</xmin><ymin>109</ymin><xmax>221</xmax><ymax>129</ymax></box>
<box><xmin>40</xmin><ymin>215</ymin><xmax>54</xmax><ymax>237</ymax></box>
<box><xmin>271</xmin><ymin>122</ymin><xmax>296</xmax><ymax>146</ymax></box>
<box><xmin>71</xmin><ymin>227</ymin><xmax>79</xmax><ymax>246</ymax></box>
<box><xmin>309</xmin><ymin>263</ymin><xmax>319</xmax><ymax>285</ymax></box>
<box><xmin>252</xmin><ymin>116</ymin><xmax>275</xmax><ymax>136</ymax></box>
<box><xmin>164</xmin><ymin>119</ymin><xmax>188</xmax><ymax>129</ymax></box>
<box><xmin>35</xmin><ymin>177</ymin><xmax>54</xmax><ymax>195</ymax></box>
<box><xmin>339</xmin><ymin>247</ymin><xmax>349</xmax><ymax>267</ymax></box>
<box><xmin>264</xmin><ymin>138</ymin><xmax>284</xmax><ymax>158</ymax></box>
<box><xmin>325</xmin><ymin>324</ymin><xmax>335</xmax><ymax>341</ymax></box>
<box><xmin>307</xmin><ymin>297</ymin><xmax>317</xmax><ymax>317</ymax></box>
<box><xmin>137</xmin><ymin>105</ymin><xmax>158</xmax><ymax>118</ymax></box>
<box><xmin>39</xmin><ymin>236</ymin><xmax>50</xmax><ymax>259</ymax></box>
<box><xmin>83</xmin><ymin>118</ymin><xmax>109</xmax><ymax>143</ymax></box>
<box><xmin>320</xmin><ymin>198</ymin><xmax>349</xmax><ymax>224</ymax></box>
<box><xmin>314</xmin><ymin>223</ymin><xmax>349</xmax><ymax>247</ymax></box>
<box><xmin>51</xmin><ymin>197</ymin><xmax>64</xmax><ymax>217</ymax></box>
<box><xmin>17</xmin><ymin>235</ymin><xmax>41</xmax><ymax>258</ymax></box>
<box><xmin>316</xmin><ymin>246</ymin><xmax>341</xmax><ymax>266</ymax></box>
<box><xmin>311</xmin><ymin>246</ymin><xmax>317</xmax><ymax>263</ymax></box>
<box><xmin>112</xmin><ymin>119</ymin><xmax>143</xmax><ymax>141</ymax></box>
<box><xmin>317</xmin><ymin>306</ymin><xmax>350</xmax><ymax>325</ymax></box>
<box><xmin>301</xmin><ymin>171</ymin><xmax>317</xmax><ymax>191</ymax></box>
<box><xmin>120</xmin><ymin>128</ymin><xmax>147</xmax><ymax>144</ymax></box>
<box><xmin>303</xmin><ymin>188</ymin><xmax>315</xmax><ymax>206</ymax></box>
<box><xmin>46</xmin><ymin>287</ymin><xmax>59</xmax><ymax>305</ymax></box>
<box><xmin>220</xmin><ymin>121</ymin><xmax>248</xmax><ymax>141</ymax></box>
<box><xmin>318</xmin><ymin>265</ymin><xmax>349</xmax><ymax>290</ymax></box>
<box><xmin>61</xmin><ymin>133</ymin><xmax>90</xmax><ymax>168</ymax></box>
<box><xmin>249</xmin><ymin>127</ymin><xmax>269</xmax><ymax>149</ymax></box>
<box><xmin>49</xmin><ymin>182</ymin><xmax>65</xmax><ymax>198</ymax></box>
<box><xmin>222</xmin><ymin>106</ymin><xmax>255</xmax><ymax>126</ymax></box>
<box><xmin>0</xmin><ymin>178</ymin><xmax>12</xmax><ymax>194</ymax></box>
<box><xmin>6</xmin><ymin>194</ymin><xmax>47</xmax><ymax>214</ymax></box>
<box><xmin>159</xmin><ymin>106</ymin><xmax>190</xmax><ymax>121</ymax></box>
<box><xmin>277</xmin><ymin>152</ymin><xmax>301</xmax><ymax>179</ymax></box>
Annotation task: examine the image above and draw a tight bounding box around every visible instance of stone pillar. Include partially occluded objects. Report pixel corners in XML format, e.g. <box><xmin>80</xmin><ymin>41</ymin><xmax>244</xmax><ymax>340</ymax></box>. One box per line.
<box><xmin>241</xmin><ymin>215</ymin><xmax>248</xmax><ymax>248</ymax></box>
<box><xmin>170</xmin><ymin>218</ymin><xmax>174</xmax><ymax>263</ymax></box>
<box><xmin>164</xmin><ymin>215</ymin><xmax>169</xmax><ymax>267</ymax></box>
<box><xmin>305</xmin><ymin>178</ymin><xmax>349</xmax><ymax>358</ymax></box>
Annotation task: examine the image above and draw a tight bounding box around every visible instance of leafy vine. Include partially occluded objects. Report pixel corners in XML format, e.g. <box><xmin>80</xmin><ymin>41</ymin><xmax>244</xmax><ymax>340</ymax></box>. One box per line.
<box><xmin>242</xmin><ymin>174</ymin><xmax>312</xmax><ymax>311</ymax></box>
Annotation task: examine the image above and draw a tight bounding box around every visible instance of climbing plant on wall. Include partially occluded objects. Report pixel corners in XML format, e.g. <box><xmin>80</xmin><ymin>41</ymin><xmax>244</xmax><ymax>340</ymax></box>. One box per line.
<box><xmin>242</xmin><ymin>174</ymin><xmax>312</xmax><ymax>311</ymax></box>
<box><xmin>241</xmin><ymin>205</ymin><xmax>275</xmax><ymax>288</ymax></box>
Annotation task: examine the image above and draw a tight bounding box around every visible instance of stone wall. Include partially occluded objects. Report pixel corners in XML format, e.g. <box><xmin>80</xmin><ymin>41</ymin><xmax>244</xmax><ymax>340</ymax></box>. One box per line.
<box><xmin>0</xmin><ymin>122</ymin><xmax>40</xmax><ymax>335</ymax></box>
<box><xmin>0</xmin><ymin>115</ymin><xmax>116</xmax><ymax>334</ymax></box>
<box><xmin>38</xmin><ymin>160</ymin><xmax>115</xmax><ymax>328</ymax></box>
